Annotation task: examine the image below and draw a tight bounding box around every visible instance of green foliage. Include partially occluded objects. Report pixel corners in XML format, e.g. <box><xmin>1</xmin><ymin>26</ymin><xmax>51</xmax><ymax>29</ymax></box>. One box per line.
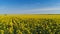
<box><xmin>0</xmin><ymin>17</ymin><xmax>60</xmax><ymax>34</ymax></box>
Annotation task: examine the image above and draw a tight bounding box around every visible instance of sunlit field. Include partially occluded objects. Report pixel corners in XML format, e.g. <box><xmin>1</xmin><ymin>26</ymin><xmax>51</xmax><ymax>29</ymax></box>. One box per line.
<box><xmin>0</xmin><ymin>14</ymin><xmax>60</xmax><ymax>34</ymax></box>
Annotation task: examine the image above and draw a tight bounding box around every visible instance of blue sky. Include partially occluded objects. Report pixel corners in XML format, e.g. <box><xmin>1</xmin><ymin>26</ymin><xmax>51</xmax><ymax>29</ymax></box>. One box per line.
<box><xmin>0</xmin><ymin>0</ymin><xmax>60</xmax><ymax>14</ymax></box>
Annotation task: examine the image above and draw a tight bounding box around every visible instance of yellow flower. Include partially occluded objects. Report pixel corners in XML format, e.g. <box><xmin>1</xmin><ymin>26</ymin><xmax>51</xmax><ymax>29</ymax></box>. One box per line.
<box><xmin>1</xmin><ymin>30</ymin><xmax>4</xmax><ymax>34</ymax></box>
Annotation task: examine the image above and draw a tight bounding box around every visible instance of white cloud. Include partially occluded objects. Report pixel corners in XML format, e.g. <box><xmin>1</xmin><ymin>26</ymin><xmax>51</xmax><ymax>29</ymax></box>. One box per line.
<box><xmin>24</xmin><ymin>8</ymin><xmax>60</xmax><ymax>11</ymax></box>
<box><xmin>19</xmin><ymin>7</ymin><xmax>60</xmax><ymax>14</ymax></box>
<box><xmin>1</xmin><ymin>7</ymin><xmax>60</xmax><ymax>14</ymax></box>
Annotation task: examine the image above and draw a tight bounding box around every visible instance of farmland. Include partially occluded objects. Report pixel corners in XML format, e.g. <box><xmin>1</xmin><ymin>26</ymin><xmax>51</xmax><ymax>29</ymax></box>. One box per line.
<box><xmin>0</xmin><ymin>14</ymin><xmax>60</xmax><ymax>34</ymax></box>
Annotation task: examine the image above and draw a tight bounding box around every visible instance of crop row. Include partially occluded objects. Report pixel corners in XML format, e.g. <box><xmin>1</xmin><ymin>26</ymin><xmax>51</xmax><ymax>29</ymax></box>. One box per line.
<box><xmin>0</xmin><ymin>17</ymin><xmax>60</xmax><ymax>34</ymax></box>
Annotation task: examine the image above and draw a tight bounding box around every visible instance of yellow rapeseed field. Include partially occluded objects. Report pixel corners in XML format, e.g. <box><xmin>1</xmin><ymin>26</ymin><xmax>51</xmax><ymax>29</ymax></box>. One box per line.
<box><xmin>0</xmin><ymin>14</ymin><xmax>60</xmax><ymax>34</ymax></box>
